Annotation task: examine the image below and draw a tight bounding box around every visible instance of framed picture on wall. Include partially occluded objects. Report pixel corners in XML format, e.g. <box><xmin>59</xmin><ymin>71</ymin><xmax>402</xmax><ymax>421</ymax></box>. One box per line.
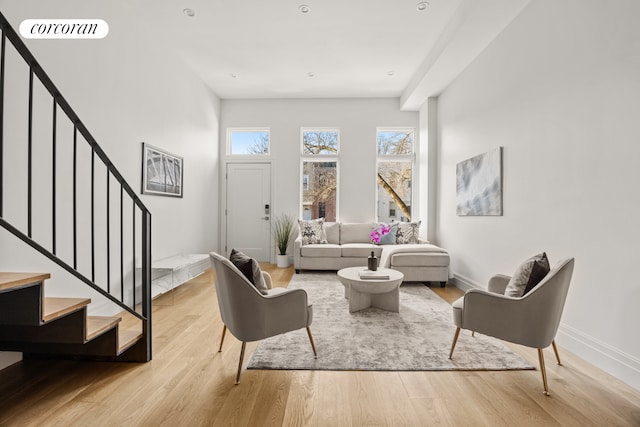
<box><xmin>141</xmin><ymin>143</ymin><xmax>183</xmax><ymax>197</ymax></box>
<box><xmin>456</xmin><ymin>147</ymin><xmax>502</xmax><ymax>216</ymax></box>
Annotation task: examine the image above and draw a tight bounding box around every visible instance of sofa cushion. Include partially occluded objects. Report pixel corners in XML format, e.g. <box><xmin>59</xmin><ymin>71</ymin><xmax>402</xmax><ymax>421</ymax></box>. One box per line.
<box><xmin>324</xmin><ymin>222</ymin><xmax>340</xmax><ymax>244</ymax></box>
<box><xmin>396</xmin><ymin>220</ymin><xmax>421</xmax><ymax>244</ymax></box>
<box><xmin>298</xmin><ymin>218</ymin><xmax>328</xmax><ymax>245</ymax></box>
<box><xmin>229</xmin><ymin>249</ymin><xmax>268</xmax><ymax>295</ymax></box>
<box><xmin>505</xmin><ymin>252</ymin><xmax>550</xmax><ymax>298</ymax></box>
<box><xmin>340</xmin><ymin>222</ymin><xmax>376</xmax><ymax>244</ymax></box>
<box><xmin>341</xmin><ymin>243</ymin><xmax>383</xmax><ymax>258</ymax></box>
<box><xmin>300</xmin><ymin>244</ymin><xmax>342</xmax><ymax>258</ymax></box>
<box><xmin>391</xmin><ymin>252</ymin><xmax>450</xmax><ymax>267</ymax></box>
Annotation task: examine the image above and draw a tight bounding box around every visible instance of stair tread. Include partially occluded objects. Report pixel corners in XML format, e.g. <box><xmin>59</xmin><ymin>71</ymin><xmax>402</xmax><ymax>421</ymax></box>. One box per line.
<box><xmin>0</xmin><ymin>272</ymin><xmax>50</xmax><ymax>292</ymax></box>
<box><xmin>43</xmin><ymin>297</ymin><xmax>91</xmax><ymax>322</ymax></box>
<box><xmin>86</xmin><ymin>316</ymin><xmax>121</xmax><ymax>341</ymax></box>
<box><xmin>118</xmin><ymin>328</ymin><xmax>143</xmax><ymax>353</ymax></box>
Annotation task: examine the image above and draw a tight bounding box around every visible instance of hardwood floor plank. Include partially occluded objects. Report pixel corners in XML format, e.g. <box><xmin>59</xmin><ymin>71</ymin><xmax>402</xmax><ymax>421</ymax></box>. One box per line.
<box><xmin>0</xmin><ymin>265</ymin><xmax>639</xmax><ymax>426</ymax></box>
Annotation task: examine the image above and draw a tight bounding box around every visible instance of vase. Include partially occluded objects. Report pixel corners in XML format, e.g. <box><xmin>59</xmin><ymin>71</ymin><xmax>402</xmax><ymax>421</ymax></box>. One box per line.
<box><xmin>367</xmin><ymin>251</ymin><xmax>378</xmax><ymax>271</ymax></box>
<box><xmin>276</xmin><ymin>254</ymin><xmax>290</xmax><ymax>268</ymax></box>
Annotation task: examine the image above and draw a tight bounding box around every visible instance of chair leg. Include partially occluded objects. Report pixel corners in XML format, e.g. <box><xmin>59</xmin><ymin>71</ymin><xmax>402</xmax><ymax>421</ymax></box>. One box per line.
<box><xmin>218</xmin><ymin>325</ymin><xmax>227</xmax><ymax>352</ymax></box>
<box><xmin>551</xmin><ymin>340</ymin><xmax>562</xmax><ymax>365</ymax></box>
<box><xmin>235</xmin><ymin>341</ymin><xmax>246</xmax><ymax>385</ymax></box>
<box><xmin>537</xmin><ymin>348</ymin><xmax>550</xmax><ymax>396</ymax></box>
<box><xmin>306</xmin><ymin>326</ymin><xmax>318</xmax><ymax>359</ymax></box>
<box><xmin>471</xmin><ymin>331</ymin><xmax>475</xmax><ymax>337</ymax></box>
<box><xmin>449</xmin><ymin>327</ymin><xmax>461</xmax><ymax>359</ymax></box>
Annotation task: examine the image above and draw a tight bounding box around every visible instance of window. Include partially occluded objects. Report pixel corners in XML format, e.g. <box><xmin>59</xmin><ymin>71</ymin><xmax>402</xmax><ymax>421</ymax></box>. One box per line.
<box><xmin>301</xmin><ymin>128</ymin><xmax>339</xmax><ymax>221</ymax></box>
<box><xmin>228</xmin><ymin>128</ymin><xmax>270</xmax><ymax>155</ymax></box>
<box><xmin>376</xmin><ymin>128</ymin><xmax>414</xmax><ymax>223</ymax></box>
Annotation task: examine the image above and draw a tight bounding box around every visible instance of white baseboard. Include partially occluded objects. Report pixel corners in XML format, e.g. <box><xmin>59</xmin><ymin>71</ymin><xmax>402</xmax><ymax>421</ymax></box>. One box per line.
<box><xmin>557</xmin><ymin>323</ymin><xmax>640</xmax><ymax>391</ymax></box>
<box><xmin>450</xmin><ymin>272</ymin><xmax>640</xmax><ymax>392</ymax></box>
<box><xmin>450</xmin><ymin>272</ymin><xmax>484</xmax><ymax>292</ymax></box>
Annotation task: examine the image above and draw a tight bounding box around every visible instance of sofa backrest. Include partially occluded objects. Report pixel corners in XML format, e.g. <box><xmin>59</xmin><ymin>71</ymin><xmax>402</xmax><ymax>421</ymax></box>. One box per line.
<box><xmin>324</xmin><ymin>222</ymin><xmax>340</xmax><ymax>244</ymax></box>
<box><xmin>340</xmin><ymin>222</ymin><xmax>376</xmax><ymax>244</ymax></box>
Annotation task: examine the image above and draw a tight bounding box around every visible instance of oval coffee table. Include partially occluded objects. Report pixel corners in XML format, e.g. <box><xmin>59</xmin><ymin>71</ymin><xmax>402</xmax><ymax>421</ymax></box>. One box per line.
<box><xmin>337</xmin><ymin>267</ymin><xmax>404</xmax><ymax>313</ymax></box>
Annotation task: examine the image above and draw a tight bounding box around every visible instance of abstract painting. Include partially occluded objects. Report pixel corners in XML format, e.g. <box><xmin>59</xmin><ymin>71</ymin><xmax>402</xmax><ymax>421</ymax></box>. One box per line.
<box><xmin>141</xmin><ymin>143</ymin><xmax>183</xmax><ymax>197</ymax></box>
<box><xmin>456</xmin><ymin>147</ymin><xmax>502</xmax><ymax>216</ymax></box>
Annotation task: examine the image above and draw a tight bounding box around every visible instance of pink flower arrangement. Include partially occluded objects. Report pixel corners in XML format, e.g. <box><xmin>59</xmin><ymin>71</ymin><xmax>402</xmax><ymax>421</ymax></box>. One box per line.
<box><xmin>370</xmin><ymin>223</ymin><xmax>391</xmax><ymax>245</ymax></box>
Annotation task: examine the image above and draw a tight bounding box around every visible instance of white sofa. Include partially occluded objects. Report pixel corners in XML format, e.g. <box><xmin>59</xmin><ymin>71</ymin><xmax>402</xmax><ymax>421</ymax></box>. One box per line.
<box><xmin>293</xmin><ymin>222</ymin><xmax>450</xmax><ymax>286</ymax></box>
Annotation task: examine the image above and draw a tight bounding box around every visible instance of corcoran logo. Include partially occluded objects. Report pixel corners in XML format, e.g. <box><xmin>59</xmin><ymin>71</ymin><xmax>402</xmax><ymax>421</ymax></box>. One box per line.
<box><xmin>19</xmin><ymin>19</ymin><xmax>109</xmax><ymax>39</ymax></box>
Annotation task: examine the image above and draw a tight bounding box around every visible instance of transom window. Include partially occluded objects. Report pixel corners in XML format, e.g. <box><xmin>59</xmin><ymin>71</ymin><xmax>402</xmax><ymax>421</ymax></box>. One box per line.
<box><xmin>376</xmin><ymin>128</ymin><xmax>415</xmax><ymax>223</ymax></box>
<box><xmin>301</xmin><ymin>128</ymin><xmax>339</xmax><ymax>221</ymax></box>
<box><xmin>227</xmin><ymin>128</ymin><xmax>270</xmax><ymax>155</ymax></box>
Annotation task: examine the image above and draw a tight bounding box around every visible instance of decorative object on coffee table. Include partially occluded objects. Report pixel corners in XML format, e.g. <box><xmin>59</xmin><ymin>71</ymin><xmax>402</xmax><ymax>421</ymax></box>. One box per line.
<box><xmin>338</xmin><ymin>266</ymin><xmax>404</xmax><ymax>313</ymax></box>
<box><xmin>272</xmin><ymin>213</ymin><xmax>294</xmax><ymax>268</ymax></box>
<box><xmin>367</xmin><ymin>223</ymin><xmax>391</xmax><ymax>271</ymax></box>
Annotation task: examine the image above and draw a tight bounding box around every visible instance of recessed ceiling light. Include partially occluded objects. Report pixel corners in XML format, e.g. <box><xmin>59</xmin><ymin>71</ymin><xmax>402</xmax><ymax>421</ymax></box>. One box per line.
<box><xmin>299</xmin><ymin>5</ymin><xmax>310</xmax><ymax>14</ymax></box>
<box><xmin>387</xmin><ymin>71</ymin><xmax>395</xmax><ymax>76</ymax></box>
<box><xmin>229</xmin><ymin>73</ymin><xmax>237</xmax><ymax>78</ymax></box>
<box><xmin>416</xmin><ymin>2</ymin><xmax>429</xmax><ymax>11</ymax></box>
<box><xmin>183</xmin><ymin>8</ymin><xmax>195</xmax><ymax>17</ymax></box>
<box><xmin>307</xmin><ymin>72</ymin><xmax>315</xmax><ymax>77</ymax></box>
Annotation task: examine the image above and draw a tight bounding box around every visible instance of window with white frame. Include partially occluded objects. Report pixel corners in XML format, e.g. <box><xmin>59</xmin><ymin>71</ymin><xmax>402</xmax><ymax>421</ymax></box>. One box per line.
<box><xmin>227</xmin><ymin>128</ymin><xmax>270</xmax><ymax>155</ymax></box>
<box><xmin>376</xmin><ymin>128</ymin><xmax>414</xmax><ymax>223</ymax></box>
<box><xmin>301</xmin><ymin>128</ymin><xmax>339</xmax><ymax>221</ymax></box>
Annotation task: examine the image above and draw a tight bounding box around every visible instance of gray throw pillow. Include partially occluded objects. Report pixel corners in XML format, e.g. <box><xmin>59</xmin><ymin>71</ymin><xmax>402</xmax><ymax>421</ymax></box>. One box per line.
<box><xmin>504</xmin><ymin>252</ymin><xmax>550</xmax><ymax>298</ymax></box>
<box><xmin>376</xmin><ymin>222</ymin><xmax>398</xmax><ymax>245</ymax></box>
<box><xmin>229</xmin><ymin>249</ymin><xmax>268</xmax><ymax>295</ymax></box>
<box><xmin>298</xmin><ymin>218</ymin><xmax>328</xmax><ymax>245</ymax></box>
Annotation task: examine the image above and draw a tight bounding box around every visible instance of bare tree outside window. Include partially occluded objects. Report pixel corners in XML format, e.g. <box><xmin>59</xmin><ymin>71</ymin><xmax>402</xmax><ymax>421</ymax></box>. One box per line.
<box><xmin>229</xmin><ymin>129</ymin><xmax>270</xmax><ymax>155</ymax></box>
<box><xmin>377</xmin><ymin>129</ymin><xmax>414</xmax><ymax>222</ymax></box>
<box><xmin>301</xmin><ymin>129</ymin><xmax>339</xmax><ymax>221</ymax></box>
<box><xmin>303</xmin><ymin>130</ymin><xmax>338</xmax><ymax>155</ymax></box>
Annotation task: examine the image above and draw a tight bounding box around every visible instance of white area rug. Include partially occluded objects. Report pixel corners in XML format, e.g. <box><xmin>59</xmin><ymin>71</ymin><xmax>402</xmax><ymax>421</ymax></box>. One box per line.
<box><xmin>248</xmin><ymin>272</ymin><xmax>535</xmax><ymax>371</ymax></box>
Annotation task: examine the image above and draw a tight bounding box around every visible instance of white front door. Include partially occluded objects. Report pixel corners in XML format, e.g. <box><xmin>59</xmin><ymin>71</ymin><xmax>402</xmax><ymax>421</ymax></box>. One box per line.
<box><xmin>226</xmin><ymin>163</ymin><xmax>271</xmax><ymax>261</ymax></box>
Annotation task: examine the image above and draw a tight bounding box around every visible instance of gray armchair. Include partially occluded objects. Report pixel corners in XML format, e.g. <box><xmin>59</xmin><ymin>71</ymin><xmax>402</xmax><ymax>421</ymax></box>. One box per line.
<box><xmin>449</xmin><ymin>257</ymin><xmax>575</xmax><ymax>395</ymax></box>
<box><xmin>209</xmin><ymin>252</ymin><xmax>317</xmax><ymax>384</ymax></box>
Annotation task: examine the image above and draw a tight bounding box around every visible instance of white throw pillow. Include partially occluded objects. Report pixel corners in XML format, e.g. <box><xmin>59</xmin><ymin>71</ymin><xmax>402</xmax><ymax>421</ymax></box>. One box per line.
<box><xmin>298</xmin><ymin>218</ymin><xmax>328</xmax><ymax>245</ymax></box>
<box><xmin>396</xmin><ymin>221</ymin><xmax>421</xmax><ymax>244</ymax></box>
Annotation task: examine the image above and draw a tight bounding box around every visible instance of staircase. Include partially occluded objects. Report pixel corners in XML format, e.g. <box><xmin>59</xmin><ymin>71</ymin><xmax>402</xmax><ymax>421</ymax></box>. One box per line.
<box><xmin>0</xmin><ymin>273</ymin><xmax>145</xmax><ymax>360</ymax></box>
<box><xmin>0</xmin><ymin>12</ymin><xmax>152</xmax><ymax>362</ymax></box>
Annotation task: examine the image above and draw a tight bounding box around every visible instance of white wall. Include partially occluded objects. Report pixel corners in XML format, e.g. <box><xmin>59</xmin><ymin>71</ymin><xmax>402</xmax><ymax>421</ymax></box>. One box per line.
<box><xmin>220</xmin><ymin>98</ymin><xmax>419</xmax><ymax>259</ymax></box>
<box><xmin>435</xmin><ymin>0</ymin><xmax>640</xmax><ymax>389</ymax></box>
<box><xmin>0</xmin><ymin>1</ymin><xmax>220</xmax><ymax>367</ymax></box>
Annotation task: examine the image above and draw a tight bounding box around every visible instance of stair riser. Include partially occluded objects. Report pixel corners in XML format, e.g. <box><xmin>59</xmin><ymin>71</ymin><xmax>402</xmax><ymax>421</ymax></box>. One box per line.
<box><xmin>0</xmin><ymin>309</ymin><xmax>87</xmax><ymax>343</ymax></box>
<box><xmin>1</xmin><ymin>327</ymin><xmax>119</xmax><ymax>357</ymax></box>
<box><xmin>0</xmin><ymin>285</ymin><xmax>43</xmax><ymax>325</ymax></box>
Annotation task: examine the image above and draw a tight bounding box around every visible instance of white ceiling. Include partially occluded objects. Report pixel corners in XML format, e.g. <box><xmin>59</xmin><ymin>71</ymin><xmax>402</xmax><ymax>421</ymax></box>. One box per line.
<box><xmin>138</xmin><ymin>0</ymin><xmax>531</xmax><ymax>109</ymax></box>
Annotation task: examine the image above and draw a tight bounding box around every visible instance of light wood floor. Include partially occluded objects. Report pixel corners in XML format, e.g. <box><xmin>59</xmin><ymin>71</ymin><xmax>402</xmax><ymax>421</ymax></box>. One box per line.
<box><xmin>0</xmin><ymin>265</ymin><xmax>639</xmax><ymax>426</ymax></box>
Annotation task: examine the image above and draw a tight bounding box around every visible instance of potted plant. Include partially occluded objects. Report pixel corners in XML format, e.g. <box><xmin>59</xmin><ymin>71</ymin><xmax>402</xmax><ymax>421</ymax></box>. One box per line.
<box><xmin>273</xmin><ymin>213</ymin><xmax>294</xmax><ymax>268</ymax></box>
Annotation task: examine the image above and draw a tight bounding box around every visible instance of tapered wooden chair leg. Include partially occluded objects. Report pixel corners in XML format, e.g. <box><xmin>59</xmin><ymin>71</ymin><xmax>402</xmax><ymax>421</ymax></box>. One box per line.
<box><xmin>538</xmin><ymin>348</ymin><xmax>550</xmax><ymax>396</ymax></box>
<box><xmin>306</xmin><ymin>327</ymin><xmax>318</xmax><ymax>359</ymax></box>
<box><xmin>551</xmin><ymin>340</ymin><xmax>562</xmax><ymax>365</ymax></box>
<box><xmin>235</xmin><ymin>341</ymin><xmax>246</xmax><ymax>385</ymax></box>
<box><xmin>449</xmin><ymin>327</ymin><xmax>461</xmax><ymax>359</ymax></box>
<box><xmin>218</xmin><ymin>325</ymin><xmax>227</xmax><ymax>352</ymax></box>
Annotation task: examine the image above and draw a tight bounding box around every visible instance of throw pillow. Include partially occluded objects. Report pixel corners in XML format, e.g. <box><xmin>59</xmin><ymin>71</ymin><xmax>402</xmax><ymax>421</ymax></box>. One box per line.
<box><xmin>298</xmin><ymin>218</ymin><xmax>328</xmax><ymax>245</ymax></box>
<box><xmin>396</xmin><ymin>220</ymin><xmax>421</xmax><ymax>244</ymax></box>
<box><xmin>229</xmin><ymin>249</ymin><xmax>268</xmax><ymax>295</ymax></box>
<box><xmin>504</xmin><ymin>252</ymin><xmax>551</xmax><ymax>298</ymax></box>
<box><xmin>377</xmin><ymin>222</ymin><xmax>398</xmax><ymax>245</ymax></box>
